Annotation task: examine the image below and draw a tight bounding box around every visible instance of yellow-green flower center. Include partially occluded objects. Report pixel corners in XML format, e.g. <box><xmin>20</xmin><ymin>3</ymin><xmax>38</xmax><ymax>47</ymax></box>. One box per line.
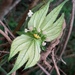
<box><xmin>33</xmin><ymin>34</ymin><xmax>40</xmax><ymax>39</ymax></box>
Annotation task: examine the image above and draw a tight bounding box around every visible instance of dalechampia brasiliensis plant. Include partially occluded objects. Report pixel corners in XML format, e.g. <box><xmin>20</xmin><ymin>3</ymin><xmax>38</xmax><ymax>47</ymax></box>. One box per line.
<box><xmin>7</xmin><ymin>0</ymin><xmax>68</xmax><ymax>74</ymax></box>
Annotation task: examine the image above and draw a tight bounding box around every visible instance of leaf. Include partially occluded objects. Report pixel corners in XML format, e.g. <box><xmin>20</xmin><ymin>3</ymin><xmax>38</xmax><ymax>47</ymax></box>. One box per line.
<box><xmin>45</xmin><ymin>14</ymin><xmax>64</xmax><ymax>42</ymax></box>
<box><xmin>40</xmin><ymin>0</ymin><xmax>68</xmax><ymax>31</ymax></box>
<box><xmin>7</xmin><ymin>38</ymin><xmax>41</xmax><ymax>75</ymax></box>
<box><xmin>25</xmin><ymin>39</ymin><xmax>41</xmax><ymax>69</ymax></box>
<box><xmin>28</xmin><ymin>0</ymin><xmax>53</xmax><ymax>30</ymax></box>
<box><xmin>9</xmin><ymin>35</ymin><xmax>32</xmax><ymax>60</ymax></box>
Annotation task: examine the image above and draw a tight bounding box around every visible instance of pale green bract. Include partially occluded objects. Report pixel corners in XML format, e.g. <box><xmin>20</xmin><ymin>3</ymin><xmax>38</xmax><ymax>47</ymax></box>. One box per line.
<box><xmin>7</xmin><ymin>0</ymin><xmax>68</xmax><ymax>75</ymax></box>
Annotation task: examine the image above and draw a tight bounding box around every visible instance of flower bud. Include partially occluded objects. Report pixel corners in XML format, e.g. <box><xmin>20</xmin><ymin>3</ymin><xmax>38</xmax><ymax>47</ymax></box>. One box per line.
<box><xmin>42</xmin><ymin>42</ymin><xmax>46</xmax><ymax>46</ymax></box>
<box><xmin>28</xmin><ymin>10</ymin><xmax>33</xmax><ymax>17</ymax></box>
<box><xmin>25</xmin><ymin>29</ymin><xmax>29</xmax><ymax>33</ymax></box>
<box><xmin>29</xmin><ymin>27</ymin><xmax>33</xmax><ymax>31</ymax></box>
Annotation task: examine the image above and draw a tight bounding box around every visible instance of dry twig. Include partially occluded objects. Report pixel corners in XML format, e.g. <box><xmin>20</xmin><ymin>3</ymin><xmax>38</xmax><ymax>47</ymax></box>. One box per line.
<box><xmin>52</xmin><ymin>50</ymin><xmax>60</xmax><ymax>75</ymax></box>
<box><xmin>37</xmin><ymin>63</ymin><xmax>50</xmax><ymax>75</ymax></box>
<box><xmin>59</xmin><ymin>67</ymin><xmax>67</xmax><ymax>75</ymax></box>
<box><xmin>0</xmin><ymin>0</ymin><xmax>21</xmax><ymax>20</ymax></box>
<box><xmin>11</xmin><ymin>71</ymin><xmax>16</xmax><ymax>75</ymax></box>
<box><xmin>0</xmin><ymin>50</ymin><xmax>9</xmax><ymax>54</ymax></box>
<box><xmin>0</xmin><ymin>42</ymin><xmax>9</xmax><ymax>47</ymax></box>
<box><xmin>0</xmin><ymin>20</ymin><xmax>15</xmax><ymax>39</ymax></box>
<box><xmin>60</xmin><ymin>0</ymin><xmax>75</xmax><ymax>58</ymax></box>
<box><xmin>0</xmin><ymin>0</ymin><xmax>13</xmax><ymax>19</ymax></box>
<box><xmin>0</xmin><ymin>29</ymin><xmax>12</xmax><ymax>43</ymax></box>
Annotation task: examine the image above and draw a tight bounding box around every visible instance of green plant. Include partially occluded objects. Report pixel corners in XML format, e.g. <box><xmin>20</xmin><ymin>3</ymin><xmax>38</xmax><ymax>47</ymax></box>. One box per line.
<box><xmin>7</xmin><ymin>0</ymin><xmax>68</xmax><ymax>74</ymax></box>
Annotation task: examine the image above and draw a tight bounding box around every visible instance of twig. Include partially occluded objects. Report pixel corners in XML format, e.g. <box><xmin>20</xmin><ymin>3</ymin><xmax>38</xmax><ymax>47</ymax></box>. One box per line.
<box><xmin>43</xmin><ymin>60</ymin><xmax>52</xmax><ymax>70</ymax></box>
<box><xmin>64</xmin><ymin>53</ymin><xmax>75</xmax><ymax>58</ymax></box>
<box><xmin>11</xmin><ymin>71</ymin><xmax>16</xmax><ymax>75</ymax></box>
<box><xmin>41</xmin><ymin>39</ymin><xmax>60</xmax><ymax>62</ymax></box>
<box><xmin>59</xmin><ymin>67</ymin><xmax>67</xmax><ymax>75</ymax></box>
<box><xmin>0</xmin><ymin>20</ymin><xmax>15</xmax><ymax>39</ymax></box>
<box><xmin>22</xmin><ymin>63</ymin><xmax>50</xmax><ymax>75</ymax></box>
<box><xmin>0</xmin><ymin>51</ymin><xmax>9</xmax><ymax>54</ymax></box>
<box><xmin>13</xmin><ymin>0</ymin><xmax>40</xmax><ymax>35</ymax></box>
<box><xmin>0</xmin><ymin>0</ymin><xmax>21</xmax><ymax>20</ymax></box>
<box><xmin>5</xmin><ymin>0</ymin><xmax>21</xmax><ymax>16</ymax></box>
<box><xmin>52</xmin><ymin>50</ymin><xmax>60</xmax><ymax>75</ymax></box>
<box><xmin>4</xmin><ymin>27</ymin><xmax>8</xmax><ymax>35</ymax></box>
<box><xmin>60</xmin><ymin>0</ymin><xmax>75</xmax><ymax>58</ymax></box>
<box><xmin>0</xmin><ymin>0</ymin><xmax>13</xmax><ymax>20</ymax></box>
<box><xmin>22</xmin><ymin>66</ymin><xmax>39</xmax><ymax>75</ymax></box>
<box><xmin>0</xmin><ymin>42</ymin><xmax>9</xmax><ymax>47</ymax></box>
<box><xmin>0</xmin><ymin>29</ymin><xmax>12</xmax><ymax>43</ymax></box>
<box><xmin>37</xmin><ymin>63</ymin><xmax>50</xmax><ymax>75</ymax></box>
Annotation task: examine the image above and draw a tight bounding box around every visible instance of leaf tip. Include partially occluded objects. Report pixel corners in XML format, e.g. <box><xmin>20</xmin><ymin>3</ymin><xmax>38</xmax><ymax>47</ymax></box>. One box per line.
<box><xmin>8</xmin><ymin>54</ymin><xmax>12</xmax><ymax>61</ymax></box>
<box><xmin>24</xmin><ymin>65</ymin><xmax>31</xmax><ymax>70</ymax></box>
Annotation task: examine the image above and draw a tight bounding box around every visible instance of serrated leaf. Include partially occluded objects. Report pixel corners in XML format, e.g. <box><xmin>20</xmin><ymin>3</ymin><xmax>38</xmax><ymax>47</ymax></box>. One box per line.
<box><xmin>7</xmin><ymin>39</ymin><xmax>41</xmax><ymax>75</ymax></box>
<box><xmin>45</xmin><ymin>14</ymin><xmax>64</xmax><ymax>41</ymax></box>
<box><xmin>28</xmin><ymin>0</ymin><xmax>53</xmax><ymax>30</ymax></box>
<box><xmin>9</xmin><ymin>35</ymin><xmax>32</xmax><ymax>60</ymax></box>
<box><xmin>40</xmin><ymin>0</ymin><xmax>68</xmax><ymax>31</ymax></box>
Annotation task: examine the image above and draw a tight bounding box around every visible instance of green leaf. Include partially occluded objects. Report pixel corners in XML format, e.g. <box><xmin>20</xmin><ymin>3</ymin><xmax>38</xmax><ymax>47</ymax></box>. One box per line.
<box><xmin>28</xmin><ymin>0</ymin><xmax>53</xmax><ymax>30</ymax></box>
<box><xmin>45</xmin><ymin>14</ymin><xmax>64</xmax><ymax>41</ymax></box>
<box><xmin>9</xmin><ymin>35</ymin><xmax>32</xmax><ymax>60</ymax></box>
<box><xmin>7</xmin><ymin>38</ymin><xmax>41</xmax><ymax>75</ymax></box>
<box><xmin>40</xmin><ymin>0</ymin><xmax>68</xmax><ymax>31</ymax></box>
<box><xmin>25</xmin><ymin>39</ymin><xmax>41</xmax><ymax>69</ymax></box>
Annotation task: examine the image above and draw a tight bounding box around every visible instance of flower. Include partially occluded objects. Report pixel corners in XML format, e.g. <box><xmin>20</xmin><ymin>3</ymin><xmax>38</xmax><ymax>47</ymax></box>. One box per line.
<box><xmin>42</xmin><ymin>42</ymin><xmax>46</xmax><ymax>46</ymax></box>
<box><xmin>29</xmin><ymin>26</ymin><xmax>33</xmax><ymax>31</ymax></box>
<box><xmin>33</xmin><ymin>34</ymin><xmax>40</xmax><ymax>39</ymax></box>
<box><xmin>27</xmin><ymin>10</ymin><xmax>33</xmax><ymax>17</ymax></box>
<box><xmin>24</xmin><ymin>28</ymin><xmax>29</xmax><ymax>33</ymax></box>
